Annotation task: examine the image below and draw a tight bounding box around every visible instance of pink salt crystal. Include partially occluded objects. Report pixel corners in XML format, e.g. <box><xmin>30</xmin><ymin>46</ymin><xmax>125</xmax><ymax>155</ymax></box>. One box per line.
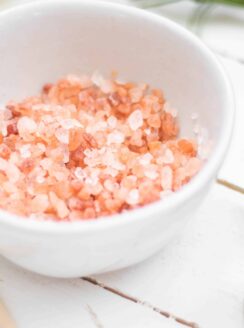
<box><xmin>91</xmin><ymin>71</ymin><xmax>105</xmax><ymax>88</ymax></box>
<box><xmin>129</xmin><ymin>86</ymin><xmax>144</xmax><ymax>103</ymax></box>
<box><xmin>126</xmin><ymin>189</ymin><xmax>140</xmax><ymax>205</ymax></box>
<box><xmin>3</xmin><ymin>108</ymin><xmax>13</xmax><ymax>120</ymax></box>
<box><xmin>17</xmin><ymin>117</ymin><xmax>37</xmax><ymax>136</ymax></box>
<box><xmin>66</xmin><ymin>74</ymin><xmax>82</xmax><ymax>85</ymax></box>
<box><xmin>62</xmin><ymin>146</ymin><xmax>70</xmax><ymax>164</ymax></box>
<box><xmin>162</xmin><ymin>148</ymin><xmax>174</xmax><ymax>164</ymax></box>
<box><xmin>107</xmin><ymin>116</ymin><xmax>117</xmax><ymax>128</ymax></box>
<box><xmin>94</xmin><ymin>200</ymin><xmax>101</xmax><ymax>213</ymax></box>
<box><xmin>19</xmin><ymin>144</ymin><xmax>31</xmax><ymax>158</ymax></box>
<box><xmin>104</xmin><ymin>179</ymin><xmax>118</xmax><ymax>192</ymax></box>
<box><xmin>111</xmin><ymin>160</ymin><xmax>125</xmax><ymax>171</ymax></box>
<box><xmin>27</xmin><ymin>185</ymin><xmax>35</xmax><ymax>196</ymax></box>
<box><xmin>128</xmin><ymin>109</ymin><xmax>143</xmax><ymax>131</ymax></box>
<box><xmin>6</xmin><ymin>163</ymin><xmax>21</xmax><ymax>183</ymax></box>
<box><xmin>103</xmin><ymin>167</ymin><xmax>118</xmax><ymax>177</ymax></box>
<box><xmin>60</xmin><ymin>119</ymin><xmax>82</xmax><ymax>129</ymax></box>
<box><xmin>144</xmin><ymin>167</ymin><xmax>158</xmax><ymax>180</ymax></box>
<box><xmin>32</xmin><ymin>104</ymin><xmax>52</xmax><ymax>112</ymax></box>
<box><xmin>0</xmin><ymin>72</ymin><xmax>203</xmax><ymax>221</ymax></box>
<box><xmin>2</xmin><ymin>181</ymin><xmax>18</xmax><ymax>194</ymax></box>
<box><xmin>37</xmin><ymin>143</ymin><xmax>46</xmax><ymax>153</ymax></box>
<box><xmin>107</xmin><ymin>131</ymin><xmax>125</xmax><ymax>145</ymax></box>
<box><xmin>91</xmin><ymin>72</ymin><xmax>114</xmax><ymax>93</ymax></box>
<box><xmin>36</xmin><ymin>174</ymin><xmax>46</xmax><ymax>184</ymax></box>
<box><xmin>98</xmin><ymin>147</ymin><xmax>106</xmax><ymax>156</ymax></box>
<box><xmin>90</xmin><ymin>182</ymin><xmax>103</xmax><ymax>196</ymax></box>
<box><xmin>49</xmin><ymin>191</ymin><xmax>69</xmax><ymax>219</ymax></box>
<box><xmin>40</xmin><ymin>158</ymin><xmax>53</xmax><ymax>170</ymax></box>
<box><xmin>31</xmin><ymin>194</ymin><xmax>49</xmax><ymax>212</ymax></box>
<box><xmin>90</xmin><ymin>121</ymin><xmax>107</xmax><ymax>133</ymax></box>
<box><xmin>1</xmin><ymin>123</ymin><xmax>7</xmax><ymax>137</ymax></box>
<box><xmin>83</xmin><ymin>207</ymin><xmax>96</xmax><ymax>219</ymax></box>
<box><xmin>74</xmin><ymin>167</ymin><xmax>86</xmax><ymax>181</ymax></box>
<box><xmin>161</xmin><ymin>166</ymin><xmax>173</xmax><ymax>190</ymax></box>
<box><xmin>100</xmin><ymin>80</ymin><xmax>114</xmax><ymax>94</ymax></box>
<box><xmin>53</xmin><ymin>170</ymin><xmax>67</xmax><ymax>182</ymax></box>
<box><xmin>55</xmin><ymin>128</ymin><xmax>69</xmax><ymax>144</ymax></box>
<box><xmin>115</xmin><ymin>187</ymin><xmax>128</xmax><ymax>201</ymax></box>
<box><xmin>121</xmin><ymin>175</ymin><xmax>137</xmax><ymax>189</ymax></box>
<box><xmin>79</xmin><ymin>75</ymin><xmax>93</xmax><ymax>88</ymax></box>
<box><xmin>185</xmin><ymin>157</ymin><xmax>201</xmax><ymax>177</ymax></box>
<box><xmin>164</xmin><ymin>102</ymin><xmax>178</xmax><ymax>118</ymax></box>
<box><xmin>85</xmin><ymin>175</ymin><xmax>99</xmax><ymax>186</ymax></box>
<box><xmin>139</xmin><ymin>153</ymin><xmax>153</xmax><ymax>166</ymax></box>
<box><xmin>0</xmin><ymin>158</ymin><xmax>8</xmax><ymax>171</ymax></box>
<box><xmin>130</xmin><ymin>129</ymin><xmax>144</xmax><ymax>147</ymax></box>
<box><xmin>144</xmin><ymin>128</ymin><xmax>151</xmax><ymax>136</ymax></box>
<box><xmin>198</xmin><ymin>140</ymin><xmax>212</xmax><ymax>160</ymax></box>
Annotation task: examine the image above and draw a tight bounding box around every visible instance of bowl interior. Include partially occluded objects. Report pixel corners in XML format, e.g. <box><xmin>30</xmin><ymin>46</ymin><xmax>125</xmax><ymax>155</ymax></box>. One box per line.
<box><xmin>0</xmin><ymin>0</ymin><xmax>229</xmax><ymax>146</ymax></box>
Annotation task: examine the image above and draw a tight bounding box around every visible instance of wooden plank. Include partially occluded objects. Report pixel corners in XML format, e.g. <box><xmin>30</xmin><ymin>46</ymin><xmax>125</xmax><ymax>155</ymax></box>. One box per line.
<box><xmin>95</xmin><ymin>183</ymin><xmax>244</xmax><ymax>328</ymax></box>
<box><xmin>0</xmin><ymin>256</ymin><xmax>185</xmax><ymax>328</ymax></box>
<box><xmin>217</xmin><ymin>57</ymin><xmax>244</xmax><ymax>189</ymax></box>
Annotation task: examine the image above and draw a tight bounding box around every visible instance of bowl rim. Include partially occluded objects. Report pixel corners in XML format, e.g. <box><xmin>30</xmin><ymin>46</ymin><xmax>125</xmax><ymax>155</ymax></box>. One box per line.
<box><xmin>0</xmin><ymin>0</ymin><xmax>234</xmax><ymax>234</ymax></box>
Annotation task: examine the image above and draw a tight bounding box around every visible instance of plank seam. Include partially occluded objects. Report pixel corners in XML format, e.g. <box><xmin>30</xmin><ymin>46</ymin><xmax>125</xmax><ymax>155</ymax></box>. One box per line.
<box><xmin>216</xmin><ymin>179</ymin><xmax>244</xmax><ymax>195</ymax></box>
<box><xmin>82</xmin><ymin>276</ymin><xmax>199</xmax><ymax>328</ymax></box>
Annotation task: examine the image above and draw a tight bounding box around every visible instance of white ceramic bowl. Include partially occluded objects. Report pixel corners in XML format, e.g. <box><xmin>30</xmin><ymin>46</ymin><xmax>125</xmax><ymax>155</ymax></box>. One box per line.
<box><xmin>0</xmin><ymin>0</ymin><xmax>233</xmax><ymax>277</ymax></box>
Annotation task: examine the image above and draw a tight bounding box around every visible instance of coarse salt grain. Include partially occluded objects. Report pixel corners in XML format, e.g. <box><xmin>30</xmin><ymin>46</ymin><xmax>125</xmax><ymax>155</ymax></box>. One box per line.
<box><xmin>128</xmin><ymin>109</ymin><xmax>143</xmax><ymax>131</ymax></box>
<box><xmin>31</xmin><ymin>194</ymin><xmax>49</xmax><ymax>212</ymax></box>
<box><xmin>161</xmin><ymin>166</ymin><xmax>173</xmax><ymax>191</ymax></box>
<box><xmin>60</xmin><ymin>119</ymin><xmax>83</xmax><ymax>129</ymax></box>
<box><xmin>107</xmin><ymin>131</ymin><xmax>125</xmax><ymax>145</ymax></box>
<box><xmin>6</xmin><ymin>163</ymin><xmax>21</xmax><ymax>183</ymax></box>
<box><xmin>91</xmin><ymin>71</ymin><xmax>104</xmax><ymax>87</ymax></box>
<box><xmin>40</xmin><ymin>158</ymin><xmax>53</xmax><ymax>170</ymax></box>
<box><xmin>144</xmin><ymin>168</ymin><xmax>158</xmax><ymax>180</ymax></box>
<box><xmin>162</xmin><ymin>148</ymin><xmax>174</xmax><ymax>164</ymax></box>
<box><xmin>55</xmin><ymin>128</ymin><xmax>69</xmax><ymax>144</ymax></box>
<box><xmin>17</xmin><ymin>117</ymin><xmax>37</xmax><ymax>136</ymax></box>
<box><xmin>104</xmin><ymin>179</ymin><xmax>117</xmax><ymax>192</ymax></box>
<box><xmin>19</xmin><ymin>144</ymin><xmax>31</xmax><ymax>158</ymax></box>
<box><xmin>49</xmin><ymin>191</ymin><xmax>69</xmax><ymax>219</ymax></box>
<box><xmin>0</xmin><ymin>72</ymin><xmax>204</xmax><ymax>221</ymax></box>
<box><xmin>126</xmin><ymin>189</ymin><xmax>140</xmax><ymax>205</ymax></box>
<box><xmin>107</xmin><ymin>116</ymin><xmax>117</xmax><ymax>128</ymax></box>
<box><xmin>139</xmin><ymin>153</ymin><xmax>153</xmax><ymax>166</ymax></box>
<box><xmin>74</xmin><ymin>167</ymin><xmax>86</xmax><ymax>180</ymax></box>
<box><xmin>36</xmin><ymin>175</ymin><xmax>46</xmax><ymax>184</ymax></box>
<box><xmin>144</xmin><ymin>128</ymin><xmax>151</xmax><ymax>136</ymax></box>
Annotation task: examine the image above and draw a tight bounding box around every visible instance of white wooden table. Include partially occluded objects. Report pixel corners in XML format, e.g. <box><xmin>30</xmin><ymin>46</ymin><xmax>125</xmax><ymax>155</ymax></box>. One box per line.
<box><xmin>0</xmin><ymin>1</ymin><xmax>244</xmax><ymax>327</ymax></box>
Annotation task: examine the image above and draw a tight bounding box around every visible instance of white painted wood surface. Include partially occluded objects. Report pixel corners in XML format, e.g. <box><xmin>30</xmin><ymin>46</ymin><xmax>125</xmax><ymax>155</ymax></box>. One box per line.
<box><xmin>218</xmin><ymin>58</ymin><xmax>244</xmax><ymax>188</ymax></box>
<box><xmin>0</xmin><ymin>256</ymin><xmax>184</xmax><ymax>328</ymax></box>
<box><xmin>96</xmin><ymin>183</ymin><xmax>244</xmax><ymax>328</ymax></box>
<box><xmin>0</xmin><ymin>1</ymin><xmax>244</xmax><ymax>328</ymax></box>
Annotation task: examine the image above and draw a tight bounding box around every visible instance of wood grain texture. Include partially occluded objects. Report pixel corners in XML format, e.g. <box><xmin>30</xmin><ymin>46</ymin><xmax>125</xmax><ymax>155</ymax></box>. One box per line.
<box><xmin>95</xmin><ymin>183</ymin><xmax>244</xmax><ymax>328</ymax></box>
<box><xmin>0</xmin><ymin>256</ymin><xmax>184</xmax><ymax>328</ymax></box>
